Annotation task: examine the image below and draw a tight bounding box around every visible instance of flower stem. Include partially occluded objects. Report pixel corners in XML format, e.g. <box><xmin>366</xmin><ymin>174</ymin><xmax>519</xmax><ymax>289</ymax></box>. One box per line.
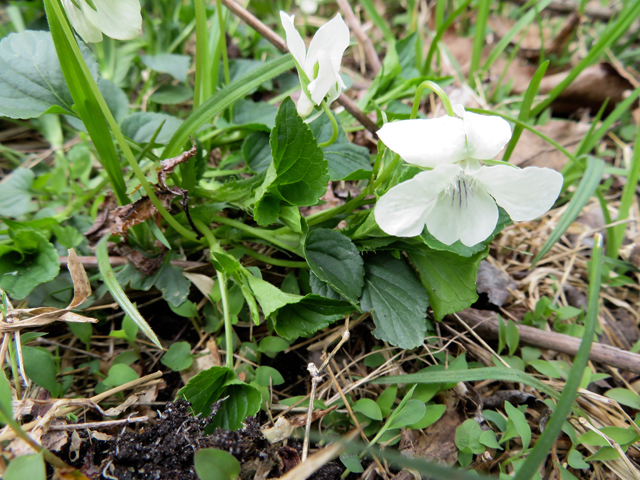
<box><xmin>194</xmin><ymin>219</ymin><xmax>234</xmax><ymax>369</ymax></box>
<box><xmin>217</xmin><ymin>0</ymin><xmax>231</xmax><ymax>87</ymax></box>
<box><xmin>210</xmin><ymin>216</ymin><xmax>298</xmax><ymax>253</ymax></box>
<box><xmin>410</xmin><ymin>80</ymin><xmax>455</xmax><ymax>118</ymax></box>
<box><xmin>194</xmin><ymin>0</ymin><xmax>211</xmax><ymax>108</ymax></box>
<box><xmin>235</xmin><ymin>245</ymin><xmax>308</xmax><ymax>268</ymax></box>
<box><xmin>319</xmin><ymin>101</ymin><xmax>339</xmax><ymax>148</ymax></box>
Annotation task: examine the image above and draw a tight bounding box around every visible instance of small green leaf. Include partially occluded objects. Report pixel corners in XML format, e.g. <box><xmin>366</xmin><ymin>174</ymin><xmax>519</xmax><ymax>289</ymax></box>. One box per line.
<box><xmin>0</xmin><ymin>369</ymin><xmax>14</xmax><ymax>423</ymax></box>
<box><xmin>605</xmin><ymin>388</ymin><xmax>640</xmax><ymax>409</ymax></box>
<box><xmin>103</xmin><ymin>364</ymin><xmax>139</xmax><ymax>388</ymax></box>
<box><xmin>121</xmin><ymin>112</ymin><xmax>183</xmax><ymax>145</ymax></box>
<box><xmin>310</xmin><ymin>115</ymin><xmax>372</xmax><ymax>181</ymax></box>
<box><xmin>254</xmin><ymin>366</ymin><xmax>285</xmax><ymax>387</ymax></box>
<box><xmin>377</xmin><ymin>385</ymin><xmax>397</xmax><ymax>418</ymax></box>
<box><xmin>353</xmin><ymin>398</ymin><xmax>383</xmax><ymax>421</ymax></box>
<box><xmin>567</xmin><ymin>448</ymin><xmax>589</xmax><ymax>469</ymax></box>
<box><xmin>304</xmin><ymin>228</ymin><xmax>365</xmax><ymax>305</ymax></box>
<box><xmin>141</xmin><ymin>53</ymin><xmax>190</xmax><ymax>82</ymax></box>
<box><xmin>273</xmin><ymin>295</ymin><xmax>354</xmax><ymax>340</ymax></box>
<box><xmin>579</xmin><ymin>426</ymin><xmax>637</xmax><ymax>446</ymax></box>
<box><xmin>387</xmin><ymin>399</ymin><xmax>426</xmax><ymax>430</ymax></box>
<box><xmin>257</xmin><ymin>337</ymin><xmax>289</xmax><ymax>356</ymax></box>
<box><xmin>22</xmin><ymin>346</ymin><xmax>60</xmax><ymax>397</ymax></box>
<box><xmin>409</xmin><ymin>246</ymin><xmax>485</xmax><ymax>321</ymax></box>
<box><xmin>0</xmin><ymin>229</ymin><xmax>60</xmax><ymax>299</ymax></box>
<box><xmin>507</xmin><ymin>320</ymin><xmax>520</xmax><ymax>356</ymax></box>
<box><xmin>505</xmin><ymin>401</ymin><xmax>531</xmax><ymax>449</ymax></box>
<box><xmin>409</xmin><ymin>404</ymin><xmax>446</xmax><ymax>430</ymax></box>
<box><xmin>5</xmin><ymin>452</ymin><xmax>45</xmax><ymax>480</ymax></box>
<box><xmin>479</xmin><ymin>429</ymin><xmax>502</xmax><ymax>449</ymax></box>
<box><xmin>528</xmin><ymin>360</ymin><xmax>562</xmax><ymax>379</ymax></box>
<box><xmin>161</xmin><ymin>341</ymin><xmax>194</xmax><ymax>371</ymax></box>
<box><xmin>69</xmin><ymin>322</ymin><xmax>92</xmax><ymax>347</ymax></box>
<box><xmin>360</xmin><ymin>252</ymin><xmax>430</xmax><ymax>349</ymax></box>
<box><xmin>455</xmin><ymin>419</ymin><xmax>485</xmax><ymax>455</ymax></box>
<box><xmin>340</xmin><ymin>452</ymin><xmax>364</xmax><ymax>473</ymax></box>
<box><xmin>150</xmin><ymin>83</ymin><xmax>193</xmax><ymax>105</ymax></box>
<box><xmin>0</xmin><ymin>169</ymin><xmax>35</xmax><ymax>217</ymax></box>
<box><xmin>194</xmin><ymin>448</ymin><xmax>240</xmax><ymax>480</ymax></box>
<box><xmin>155</xmin><ymin>262</ymin><xmax>192</xmax><ymax>308</ymax></box>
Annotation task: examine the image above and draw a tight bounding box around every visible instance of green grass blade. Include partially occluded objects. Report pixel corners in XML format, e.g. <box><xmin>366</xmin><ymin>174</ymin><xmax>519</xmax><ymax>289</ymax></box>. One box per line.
<box><xmin>468</xmin><ymin>0</ymin><xmax>491</xmax><ymax>84</ymax></box>
<box><xmin>573</xmin><ymin>99</ymin><xmax>608</xmax><ymax>158</ymax></box>
<box><xmin>578</xmin><ymin>85</ymin><xmax>640</xmax><ymax>156</ymax></box>
<box><xmin>369</xmin><ymin>366</ymin><xmax>560</xmax><ymax>401</ymax></box>
<box><xmin>193</xmin><ymin>0</ymin><xmax>211</xmax><ymax>108</ymax></box>
<box><xmin>502</xmin><ymin>60</ymin><xmax>549</xmax><ymax>162</ymax></box>
<box><xmin>482</xmin><ymin>0</ymin><xmax>553</xmax><ymax>72</ymax></box>
<box><xmin>357</xmin><ymin>0</ymin><xmax>393</xmax><ymax>42</ymax></box>
<box><xmin>466</xmin><ymin>108</ymin><xmax>577</xmax><ymax>166</ymax></box>
<box><xmin>609</xmin><ymin>119</ymin><xmax>640</xmax><ymax>258</ymax></box>
<box><xmin>163</xmin><ymin>54</ymin><xmax>295</xmax><ymax>159</ymax></box>
<box><xmin>530</xmin><ymin>1</ymin><xmax>640</xmax><ymax>116</ymax></box>
<box><xmin>532</xmin><ymin>156</ymin><xmax>604</xmax><ymax>265</ymax></box>
<box><xmin>423</xmin><ymin>0</ymin><xmax>473</xmax><ymax>76</ymax></box>
<box><xmin>96</xmin><ymin>237</ymin><xmax>162</xmax><ymax>349</ymax></box>
<box><xmin>515</xmin><ymin>234</ymin><xmax>603</xmax><ymax>480</ymax></box>
<box><xmin>44</xmin><ymin>1</ymin><xmax>128</xmax><ymax>205</ymax></box>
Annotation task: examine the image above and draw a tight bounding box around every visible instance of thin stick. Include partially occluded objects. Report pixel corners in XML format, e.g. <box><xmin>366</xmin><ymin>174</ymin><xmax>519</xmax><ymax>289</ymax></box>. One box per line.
<box><xmin>453</xmin><ymin>313</ymin><xmax>511</xmax><ymax>368</ymax></box>
<box><xmin>335</xmin><ymin>0</ymin><xmax>382</xmax><ymax>74</ymax></box>
<box><xmin>48</xmin><ymin>416</ymin><xmax>148</xmax><ymax>430</ymax></box>
<box><xmin>452</xmin><ymin>309</ymin><xmax>640</xmax><ymax>374</ymax></box>
<box><xmin>302</xmin><ymin>362</ymin><xmax>322</xmax><ymax>462</ymax></box>
<box><xmin>317</xmin><ymin>322</ymin><xmax>350</xmax><ymax>374</ymax></box>
<box><xmin>220</xmin><ymin>0</ymin><xmax>379</xmax><ymax>136</ymax></box>
<box><xmin>59</xmin><ymin>256</ymin><xmax>207</xmax><ymax>270</ymax></box>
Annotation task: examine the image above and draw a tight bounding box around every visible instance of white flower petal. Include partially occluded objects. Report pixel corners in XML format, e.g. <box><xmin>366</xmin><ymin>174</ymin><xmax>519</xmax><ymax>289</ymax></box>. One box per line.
<box><xmin>376</xmin><ymin>117</ymin><xmax>468</xmax><ymax>168</ymax></box>
<box><xmin>296</xmin><ymin>92</ymin><xmax>314</xmax><ymax>118</ymax></box>
<box><xmin>62</xmin><ymin>0</ymin><xmax>103</xmax><ymax>43</ymax></box>
<box><xmin>458</xmin><ymin>105</ymin><xmax>512</xmax><ymax>160</ymax></box>
<box><xmin>280</xmin><ymin>12</ymin><xmax>307</xmax><ymax>69</ymax></box>
<box><xmin>82</xmin><ymin>0</ymin><xmax>142</xmax><ymax>41</ymax></box>
<box><xmin>425</xmin><ymin>185</ymin><xmax>498</xmax><ymax>246</ymax></box>
<box><xmin>298</xmin><ymin>0</ymin><xmax>318</xmax><ymax>14</ymax></box>
<box><xmin>305</xmin><ymin>13</ymin><xmax>350</xmax><ymax>75</ymax></box>
<box><xmin>375</xmin><ymin>165</ymin><xmax>460</xmax><ymax>237</ymax></box>
<box><xmin>473</xmin><ymin>166</ymin><xmax>563</xmax><ymax>221</ymax></box>
<box><xmin>308</xmin><ymin>50</ymin><xmax>340</xmax><ymax>105</ymax></box>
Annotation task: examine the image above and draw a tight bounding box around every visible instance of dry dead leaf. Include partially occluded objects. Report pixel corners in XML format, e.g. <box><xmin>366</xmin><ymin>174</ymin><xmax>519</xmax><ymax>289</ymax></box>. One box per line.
<box><xmin>112</xmin><ymin>189</ymin><xmax>177</xmax><ymax>236</ymax></box>
<box><xmin>114</xmin><ymin>243</ymin><xmax>167</xmax><ymax>275</ymax></box>
<box><xmin>102</xmin><ymin>392</ymin><xmax>142</xmax><ymax>417</ymax></box>
<box><xmin>476</xmin><ymin>260</ymin><xmax>517</xmax><ymax>307</ymax></box>
<box><xmin>84</xmin><ymin>193</ymin><xmax>117</xmax><ymax>242</ymax></box>
<box><xmin>0</xmin><ymin>249</ymin><xmax>97</xmax><ymax>332</ymax></box>
<box><xmin>41</xmin><ymin>428</ymin><xmax>69</xmax><ymax>452</ymax></box>
<box><xmin>157</xmin><ymin>137</ymin><xmax>197</xmax><ymax>190</ymax></box>
<box><xmin>262</xmin><ymin>416</ymin><xmax>296</xmax><ymax>444</ymax></box>
<box><xmin>399</xmin><ymin>407</ymin><xmax>462</xmax><ymax>466</ymax></box>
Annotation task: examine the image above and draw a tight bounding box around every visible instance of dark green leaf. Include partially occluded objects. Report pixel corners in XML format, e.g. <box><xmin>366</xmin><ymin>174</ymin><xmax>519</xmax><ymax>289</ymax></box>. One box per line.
<box><xmin>360</xmin><ymin>253</ymin><xmax>429</xmax><ymax>349</ymax></box>
<box><xmin>274</xmin><ymin>295</ymin><xmax>354</xmax><ymax>340</ymax></box>
<box><xmin>340</xmin><ymin>453</ymin><xmax>364</xmax><ymax>474</ymax></box>
<box><xmin>121</xmin><ymin>112</ymin><xmax>183</xmax><ymax>145</ymax></box>
<box><xmin>0</xmin><ymin>30</ymin><xmax>97</xmax><ymax>118</ymax></box>
<box><xmin>5</xmin><ymin>453</ymin><xmax>45</xmax><ymax>480</ymax></box>
<box><xmin>150</xmin><ymin>83</ymin><xmax>193</xmax><ymax>105</ymax></box>
<box><xmin>0</xmin><ymin>169</ymin><xmax>35</xmax><ymax>217</ymax></box>
<box><xmin>309</xmin><ymin>271</ymin><xmax>344</xmax><ymax>301</ymax></box>
<box><xmin>408</xmin><ymin>246</ymin><xmax>486</xmax><ymax>321</ymax></box>
<box><xmin>141</xmin><ymin>53</ymin><xmax>190</xmax><ymax>82</ymax></box>
<box><xmin>155</xmin><ymin>262</ymin><xmax>192</xmax><ymax>307</ymax></box>
<box><xmin>255</xmin><ymin>97</ymin><xmax>329</xmax><ymax>208</ymax></box>
<box><xmin>243</xmin><ymin>131</ymin><xmax>272</xmax><ymax>174</ymax></box>
<box><xmin>0</xmin><ymin>229</ymin><xmax>60</xmax><ymax>299</ymax></box>
<box><xmin>22</xmin><ymin>346</ymin><xmax>60</xmax><ymax>397</ymax></box>
<box><xmin>194</xmin><ymin>448</ymin><xmax>240</xmax><ymax>480</ymax></box>
<box><xmin>161</xmin><ymin>341</ymin><xmax>194</xmax><ymax>371</ymax></box>
<box><xmin>230</xmin><ymin>98</ymin><xmax>277</xmax><ymax>130</ymax></box>
<box><xmin>254</xmin><ymin>366</ymin><xmax>285</xmax><ymax>387</ymax></box>
<box><xmin>310</xmin><ymin>115</ymin><xmax>372</xmax><ymax>181</ymax></box>
<box><xmin>304</xmin><ymin>228</ymin><xmax>364</xmax><ymax>305</ymax></box>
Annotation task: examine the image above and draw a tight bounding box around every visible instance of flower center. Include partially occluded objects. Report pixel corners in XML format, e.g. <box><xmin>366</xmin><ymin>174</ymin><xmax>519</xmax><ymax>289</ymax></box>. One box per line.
<box><xmin>442</xmin><ymin>172</ymin><xmax>479</xmax><ymax>209</ymax></box>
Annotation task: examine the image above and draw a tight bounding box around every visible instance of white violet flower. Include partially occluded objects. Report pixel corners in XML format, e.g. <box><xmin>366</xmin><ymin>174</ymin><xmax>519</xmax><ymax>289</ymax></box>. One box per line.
<box><xmin>374</xmin><ymin>106</ymin><xmax>564</xmax><ymax>247</ymax></box>
<box><xmin>62</xmin><ymin>0</ymin><xmax>142</xmax><ymax>43</ymax></box>
<box><xmin>280</xmin><ymin>11</ymin><xmax>350</xmax><ymax>117</ymax></box>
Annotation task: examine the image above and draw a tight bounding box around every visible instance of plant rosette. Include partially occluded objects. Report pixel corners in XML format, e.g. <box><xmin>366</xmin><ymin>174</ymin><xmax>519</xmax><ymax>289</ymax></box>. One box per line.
<box><xmin>374</xmin><ymin>105</ymin><xmax>564</xmax><ymax>247</ymax></box>
<box><xmin>61</xmin><ymin>0</ymin><xmax>142</xmax><ymax>43</ymax></box>
<box><xmin>280</xmin><ymin>11</ymin><xmax>350</xmax><ymax>118</ymax></box>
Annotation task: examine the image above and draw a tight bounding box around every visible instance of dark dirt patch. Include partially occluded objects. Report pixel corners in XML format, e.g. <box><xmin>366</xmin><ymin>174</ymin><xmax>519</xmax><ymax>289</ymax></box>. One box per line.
<box><xmin>59</xmin><ymin>398</ymin><xmax>344</xmax><ymax>480</ymax></box>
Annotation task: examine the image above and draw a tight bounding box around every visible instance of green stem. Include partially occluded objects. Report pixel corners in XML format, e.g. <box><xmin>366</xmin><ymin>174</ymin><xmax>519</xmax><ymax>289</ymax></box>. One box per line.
<box><xmin>318</xmin><ymin>101</ymin><xmax>339</xmax><ymax>148</ymax></box>
<box><xmin>410</xmin><ymin>80</ymin><xmax>455</xmax><ymax>118</ymax></box>
<box><xmin>48</xmin><ymin>0</ymin><xmax>199</xmax><ymax>243</ymax></box>
<box><xmin>195</xmin><ymin>220</ymin><xmax>233</xmax><ymax>369</ymax></box>
<box><xmin>210</xmin><ymin>216</ymin><xmax>297</xmax><ymax>253</ymax></box>
<box><xmin>236</xmin><ymin>244</ymin><xmax>308</xmax><ymax>268</ymax></box>
<box><xmin>216</xmin><ymin>0</ymin><xmax>231</xmax><ymax>86</ymax></box>
<box><xmin>194</xmin><ymin>0</ymin><xmax>211</xmax><ymax>108</ymax></box>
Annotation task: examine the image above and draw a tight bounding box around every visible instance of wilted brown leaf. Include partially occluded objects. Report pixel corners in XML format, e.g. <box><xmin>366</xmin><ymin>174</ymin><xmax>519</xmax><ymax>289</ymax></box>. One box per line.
<box><xmin>157</xmin><ymin>137</ymin><xmax>197</xmax><ymax>191</ymax></box>
<box><xmin>111</xmin><ymin>189</ymin><xmax>176</xmax><ymax>236</ymax></box>
<box><xmin>1</xmin><ymin>249</ymin><xmax>97</xmax><ymax>332</ymax></box>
